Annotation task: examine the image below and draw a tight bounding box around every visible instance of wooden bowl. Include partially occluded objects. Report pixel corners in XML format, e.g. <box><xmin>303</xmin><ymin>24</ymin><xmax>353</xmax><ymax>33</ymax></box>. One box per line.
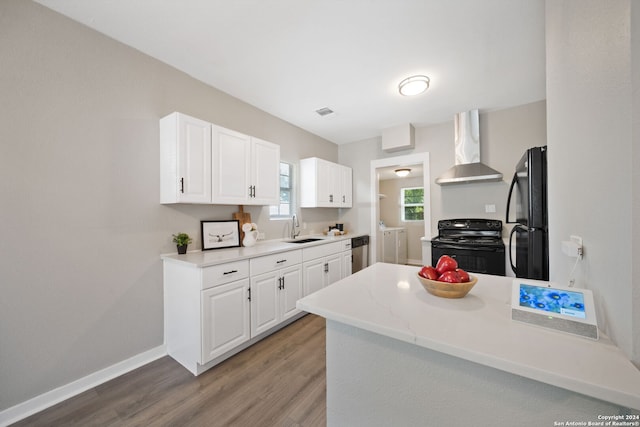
<box><xmin>417</xmin><ymin>274</ymin><xmax>478</xmax><ymax>299</ymax></box>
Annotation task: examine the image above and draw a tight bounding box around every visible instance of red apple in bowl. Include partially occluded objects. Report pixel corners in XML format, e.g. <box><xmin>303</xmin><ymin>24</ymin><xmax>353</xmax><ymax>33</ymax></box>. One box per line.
<box><xmin>435</xmin><ymin>255</ymin><xmax>458</xmax><ymax>274</ymax></box>
<box><xmin>418</xmin><ymin>265</ymin><xmax>438</xmax><ymax>280</ymax></box>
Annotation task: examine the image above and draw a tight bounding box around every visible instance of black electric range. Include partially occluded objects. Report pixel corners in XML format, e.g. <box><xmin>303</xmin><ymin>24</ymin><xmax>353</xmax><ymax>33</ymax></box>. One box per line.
<box><xmin>431</xmin><ymin>219</ymin><xmax>506</xmax><ymax>276</ymax></box>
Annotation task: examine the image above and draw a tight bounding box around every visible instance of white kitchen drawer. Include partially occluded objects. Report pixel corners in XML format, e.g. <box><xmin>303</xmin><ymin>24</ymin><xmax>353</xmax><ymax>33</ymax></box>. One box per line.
<box><xmin>341</xmin><ymin>239</ymin><xmax>352</xmax><ymax>251</ymax></box>
<box><xmin>202</xmin><ymin>260</ymin><xmax>250</xmax><ymax>290</ymax></box>
<box><xmin>250</xmin><ymin>249</ymin><xmax>302</xmax><ymax>276</ymax></box>
<box><xmin>303</xmin><ymin>241</ymin><xmax>343</xmax><ymax>261</ymax></box>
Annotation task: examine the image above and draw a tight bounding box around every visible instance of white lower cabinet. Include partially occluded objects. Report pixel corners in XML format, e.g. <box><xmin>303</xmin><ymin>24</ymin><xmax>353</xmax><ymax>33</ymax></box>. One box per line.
<box><xmin>250</xmin><ymin>265</ymin><xmax>302</xmax><ymax>336</ymax></box>
<box><xmin>341</xmin><ymin>239</ymin><xmax>353</xmax><ymax>278</ymax></box>
<box><xmin>249</xmin><ymin>249</ymin><xmax>303</xmax><ymax>336</ymax></box>
<box><xmin>382</xmin><ymin>228</ymin><xmax>408</xmax><ymax>265</ymax></box>
<box><xmin>302</xmin><ymin>242</ymin><xmax>343</xmax><ymax>295</ymax></box>
<box><xmin>201</xmin><ymin>279</ymin><xmax>250</xmax><ymax>363</ymax></box>
<box><xmin>164</xmin><ymin>259</ymin><xmax>251</xmax><ymax>375</ymax></box>
<box><xmin>164</xmin><ymin>238</ymin><xmax>357</xmax><ymax>375</ymax></box>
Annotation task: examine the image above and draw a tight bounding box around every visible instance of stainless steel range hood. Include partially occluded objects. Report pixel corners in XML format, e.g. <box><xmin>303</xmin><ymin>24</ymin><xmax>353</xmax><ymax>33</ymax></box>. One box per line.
<box><xmin>435</xmin><ymin>109</ymin><xmax>503</xmax><ymax>185</ymax></box>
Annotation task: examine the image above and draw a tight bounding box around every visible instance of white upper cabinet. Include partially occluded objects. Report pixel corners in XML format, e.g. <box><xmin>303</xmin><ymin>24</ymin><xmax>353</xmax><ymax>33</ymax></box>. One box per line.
<box><xmin>211</xmin><ymin>126</ymin><xmax>280</xmax><ymax>205</ymax></box>
<box><xmin>160</xmin><ymin>112</ymin><xmax>212</xmax><ymax>204</ymax></box>
<box><xmin>211</xmin><ymin>126</ymin><xmax>251</xmax><ymax>204</ymax></box>
<box><xmin>160</xmin><ymin>113</ymin><xmax>280</xmax><ymax>205</ymax></box>
<box><xmin>251</xmin><ymin>137</ymin><xmax>280</xmax><ymax>205</ymax></box>
<box><xmin>299</xmin><ymin>157</ymin><xmax>352</xmax><ymax>208</ymax></box>
<box><xmin>339</xmin><ymin>164</ymin><xmax>353</xmax><ymax>207</ymax></box>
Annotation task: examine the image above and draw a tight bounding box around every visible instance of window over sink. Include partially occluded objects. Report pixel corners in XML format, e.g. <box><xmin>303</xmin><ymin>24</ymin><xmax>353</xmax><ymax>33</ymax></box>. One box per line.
<box><xmin>270</xmin><ymin>162</ymin><xmax>294</xmax><ymax>219</ymax></box>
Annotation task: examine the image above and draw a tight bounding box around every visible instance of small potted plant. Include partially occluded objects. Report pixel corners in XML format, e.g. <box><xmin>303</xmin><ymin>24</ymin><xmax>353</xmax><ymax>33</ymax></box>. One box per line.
<box><xmin>172</xmin><ymin>233</ymin><xmax>192</xmax><ymax>254</ymax></box>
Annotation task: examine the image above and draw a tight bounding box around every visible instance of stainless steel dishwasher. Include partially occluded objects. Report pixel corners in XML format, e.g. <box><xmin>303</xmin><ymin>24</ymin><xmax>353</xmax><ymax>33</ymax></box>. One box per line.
<box><xmin>351</xmin><ymin>235</ymin><xmax>369</xmax><ymax>273</ymax></box>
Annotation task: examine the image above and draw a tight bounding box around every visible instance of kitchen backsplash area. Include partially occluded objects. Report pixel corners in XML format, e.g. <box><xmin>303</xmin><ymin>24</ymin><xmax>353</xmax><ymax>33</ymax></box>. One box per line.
<box><xmin>162</xmin><ymin>203</ymin><xmax>344</xmax><ymax>253</ymax></box>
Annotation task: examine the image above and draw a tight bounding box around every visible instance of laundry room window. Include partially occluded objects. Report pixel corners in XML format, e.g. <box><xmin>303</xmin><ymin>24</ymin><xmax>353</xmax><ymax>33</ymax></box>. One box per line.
<box><xmin>270</xmin><ymin>162</ymin><xmax>293</xmax><ymax>219</ymax></box>
<box><xmin>401</xmin><ymin>187</ymin><xmax>424</xmax><ymax>221</ymax></box>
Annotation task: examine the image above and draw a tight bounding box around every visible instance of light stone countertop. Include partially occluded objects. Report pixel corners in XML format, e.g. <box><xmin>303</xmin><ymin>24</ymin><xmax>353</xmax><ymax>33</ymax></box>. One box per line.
<box><xmin>297</xmin><ymin>262</ymin><xmax>640</xmax><ymax>411</ymax></box>
<box><xmin>161</xmin><ymin>233</ymin><xmax>364</xmax><ymax>268</ymax></box>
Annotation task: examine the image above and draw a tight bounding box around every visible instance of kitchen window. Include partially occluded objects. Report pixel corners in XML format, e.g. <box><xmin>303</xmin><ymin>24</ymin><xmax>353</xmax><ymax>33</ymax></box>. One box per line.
<box><xmin>270</xmin><ymin>162</ymin><xmax>293</xmax><ymax>219</ymax></box>
<box><xmin>401</xmin><ymin>187</ymin><xmax>424</xmax><ymax>221</ymax></box>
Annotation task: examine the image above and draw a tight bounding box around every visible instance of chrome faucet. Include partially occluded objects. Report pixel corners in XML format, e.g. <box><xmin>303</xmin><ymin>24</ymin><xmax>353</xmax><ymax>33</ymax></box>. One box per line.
<box><xmin>291</xmin><ymin>214</ymin><xmax>301</xmax><ymax>239</ymax></box>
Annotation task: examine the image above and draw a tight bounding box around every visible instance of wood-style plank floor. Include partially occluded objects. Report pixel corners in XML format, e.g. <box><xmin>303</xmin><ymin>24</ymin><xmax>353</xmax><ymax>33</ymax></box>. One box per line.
<box><xmin>13</xmin><ymin>314</ymin><xmax>326</xmax><ymax>427</ymax></box>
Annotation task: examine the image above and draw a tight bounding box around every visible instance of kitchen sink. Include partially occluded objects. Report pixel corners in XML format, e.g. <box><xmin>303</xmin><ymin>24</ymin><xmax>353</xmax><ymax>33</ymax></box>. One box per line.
<box><xmin>285</xmin><ymin>238</ymin><xmax>325</xmax><ymax>244</ymax></box>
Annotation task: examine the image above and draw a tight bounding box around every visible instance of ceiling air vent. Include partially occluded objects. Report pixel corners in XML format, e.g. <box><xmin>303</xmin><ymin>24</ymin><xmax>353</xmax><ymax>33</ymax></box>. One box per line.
<box><xmin>315</xmin><ymin>107</ymin><xmax>334</xmax><ymax>117</ymax></box>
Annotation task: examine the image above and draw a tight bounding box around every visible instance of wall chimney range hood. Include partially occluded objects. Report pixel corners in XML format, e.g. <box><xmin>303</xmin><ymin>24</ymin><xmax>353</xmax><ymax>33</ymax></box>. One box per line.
<box><xmin>435</xmin><ymin>110</ymin><xmax>503</xmax><ymax>185</ymax></box>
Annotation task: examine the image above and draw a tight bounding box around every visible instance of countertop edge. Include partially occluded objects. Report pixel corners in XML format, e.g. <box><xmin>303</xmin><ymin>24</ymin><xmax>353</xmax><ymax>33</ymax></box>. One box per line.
<box><xmin>161</xmin><ymin>233</ymin><xmax>365</xmax><ymax>268</ymax></box>
<box><xmin>296</xmin><ymin>264</ymin><xmax>640</xmax><ymax>411</ymax></box>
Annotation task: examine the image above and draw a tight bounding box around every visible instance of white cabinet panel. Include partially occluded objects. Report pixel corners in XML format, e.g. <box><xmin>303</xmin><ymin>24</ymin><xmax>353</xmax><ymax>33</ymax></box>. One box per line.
<box><xmin>252</xmin><ymin>137</ymin><xmax>280</xmax><ymax>205</ymax></box>
<box><xmin>201</xmin><ymin>279</ymin><xmax>250</xmax><ymax>363</ymax></box>
<box><xmin>280</xmin><ymin>266</ymin><xmax>303</xmax><ymax>321</ymax></box>
<box><xmin>160</xmin><ymin>112</ymin><xmax>212</xmax><ymax>204</ymax></box>
<box><xmin>250</xmin><ymin>271</ymin><xmax>280</xmax><ymax>336</ymax></box>
<box><xmin>303</xmin><ymin>258</ymin><xmax>325</xmax><ymax>296</ymax></box>
<box><xmin>381</xmin><ymin>228</ymin><xmax>407</xmax><ymax>265</ymax></box>
<box><xmin>303</xmin><ymin>250</ymin><xmax>343</xmax><ymax>295</ymax></box>
<box><xmin>212</xmin><ymin>126</ymin><xmax>280</xmax><ymax>205</ymax></box>
<box><xmin>211</xmin><ymin>126</ymin><xmax>252</xmax><ymax>204</ymax></box>
<box><xmin>250</xmin><ymin>264</ymin><xmax>302</xmax><ymax>336</ymax></box>
<box><xmin>300</xmin><ymin>157</ymin><xmax>352</xmax><ymax>208</ymax></box>
<box><xmin>342</xmin><ymin>250</ymin><xmax>353</xmax><ymax>278</ymax></box>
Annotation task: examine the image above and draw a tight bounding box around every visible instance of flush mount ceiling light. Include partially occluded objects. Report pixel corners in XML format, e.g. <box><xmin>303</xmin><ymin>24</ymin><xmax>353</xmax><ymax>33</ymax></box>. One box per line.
<box><xmin>398</xmin><ymin>75</ymin><xmax>430</xmax><ymax>96</ymax></box>
<box><xmin>395</xmin><ymin>168</ymin><xmax>411</xmax><ymax>177</ymax></box>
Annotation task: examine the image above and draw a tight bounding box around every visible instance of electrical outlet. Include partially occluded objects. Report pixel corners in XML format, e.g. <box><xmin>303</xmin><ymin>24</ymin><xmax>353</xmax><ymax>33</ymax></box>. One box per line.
<box><xmin>257</xmin><ymin>232</ymin><xmax>265</xmax><ymax>240</ymax></box>
<box><xmin>562</xmin><ymin>235</ymin><xmax>583</xmax><ymax>258</ymax></box>
<box><xmin>570</xmin><ymin>235</ymin><xmax>582</xmax><ymax>247</ymax></box>
<box><xmin>485</xmin><ymin>204</ymin><xmax>496</xmax><ymax>213</ymax></box>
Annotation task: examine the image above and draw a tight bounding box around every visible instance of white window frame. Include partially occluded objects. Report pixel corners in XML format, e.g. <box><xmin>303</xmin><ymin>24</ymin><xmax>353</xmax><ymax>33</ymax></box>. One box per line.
<box><xmin>270</xmin><ymin>161</ymin><xmax>294</xmax><ymax>219</ymax></box>
<box><xmin>401</xmin><ymin>186</ymin><xmax>425</xmax><ymax>222</ymax></box>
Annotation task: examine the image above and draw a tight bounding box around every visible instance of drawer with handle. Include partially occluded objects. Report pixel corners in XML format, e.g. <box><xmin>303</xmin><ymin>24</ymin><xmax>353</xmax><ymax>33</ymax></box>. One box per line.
<box><xmin>250</xmin><ymin>249</ymin><xmax>303</xmax><ymax>276</ymax></box>
<box><xmin>202</xmin><ymin>260</ymin><xmax>250</xmax><ymax>289</ymax></box>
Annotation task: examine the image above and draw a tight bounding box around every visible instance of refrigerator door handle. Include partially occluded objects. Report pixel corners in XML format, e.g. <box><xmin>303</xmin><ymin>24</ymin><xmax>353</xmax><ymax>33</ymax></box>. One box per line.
<box><xmin>508</xmin><ymin>225</ymin><xmax>522</xmax><ymax>275</ymax></box>
<box><xmin>505</xmin><ymin>172</ymin><xmax>518</xmax><ymax>224</ymax></box>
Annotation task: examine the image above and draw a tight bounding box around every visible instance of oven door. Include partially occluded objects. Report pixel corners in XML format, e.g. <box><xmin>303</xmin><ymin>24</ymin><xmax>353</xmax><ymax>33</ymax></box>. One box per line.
<box><xmin>431</xmin><ymin>241</ymin><xmax>505</xmax><ymax>276</ymax></box>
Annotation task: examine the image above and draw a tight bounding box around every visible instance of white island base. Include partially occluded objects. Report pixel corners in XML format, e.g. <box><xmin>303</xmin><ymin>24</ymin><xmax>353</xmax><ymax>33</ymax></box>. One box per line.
<box><xmin>297</xmin><ymin>263</ymin><xmax>640</xmax><ymax>427</ymax></box>
<box><xmin>327</xmin><ymin>320</ymin><xmax>623</xmax><ymax>427</ymax></box>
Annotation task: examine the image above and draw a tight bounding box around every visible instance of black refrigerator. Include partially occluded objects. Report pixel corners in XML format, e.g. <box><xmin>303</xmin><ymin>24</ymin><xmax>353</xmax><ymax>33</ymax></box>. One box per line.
<box><xmin>506</xmin><ymin>146</ymin><xmax>548</xmax><ymax>280</ymax></box>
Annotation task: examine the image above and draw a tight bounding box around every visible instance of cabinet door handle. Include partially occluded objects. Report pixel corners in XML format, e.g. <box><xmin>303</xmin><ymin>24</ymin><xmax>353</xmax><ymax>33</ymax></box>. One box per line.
<box><xmin>324</xmin><ymin>263</ymin><xmax>329</xmax><ymax>273</ymax></box>
<box><xmin>180</xmin><ymin>177</ymin><xmax>185</xmax><ymax>193</ymax></box>
<box><xmin>276</xmin><ymin>259</ymin><xmax>287</xmax><ymax>264</ymax></box>
<box><xmin>281</xmin><ymin>277</ymin><xmax>285</xmax><ymax>290</ymax></box>
<box><xmin>342</xmin><ymin>195</ymin><xmax>345</xmax><ymax>203</ymax></box>
<box><xmin>247</xmin><ymin>288</ymin><xmax>251</xmax><ymax>301</ymax></box>
<box><xmin>223</xmin><ymin>270</ymin><xmax>238</xmax><ymax>275</ymax></box>
<box><xmin>329</xmin><ymin>194</ymin><xmax>333</xmax><ymax>203</ymax></box>
<box><xmin>248</xmin><ymin>186</ymin><xmax>252</xmax><ymax>197</ymax></box>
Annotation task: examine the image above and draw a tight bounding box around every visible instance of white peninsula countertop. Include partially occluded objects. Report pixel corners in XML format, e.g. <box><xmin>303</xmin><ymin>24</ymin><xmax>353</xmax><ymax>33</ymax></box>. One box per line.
<box><xmin>297</xmin><ymin>262</ymin><xmax>640</xmax><ymax>412</ymax></box>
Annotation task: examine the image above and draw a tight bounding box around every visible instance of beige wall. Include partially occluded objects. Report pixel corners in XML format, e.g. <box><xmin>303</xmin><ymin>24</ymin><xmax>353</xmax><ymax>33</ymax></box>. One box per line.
<box><xmin>0</xmin><ymin>0</ymin><xmax>338</xmax><ymax>411</ymax></box>
<box><xmin>546</xmin><ymin>0</ymin><xmax>639</xmax><ymax>364</ymax></box>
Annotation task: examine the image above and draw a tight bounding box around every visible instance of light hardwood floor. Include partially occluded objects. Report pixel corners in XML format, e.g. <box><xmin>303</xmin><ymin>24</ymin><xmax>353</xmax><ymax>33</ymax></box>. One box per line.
<box><xmin>13</xmin><ymin>314</ymin><xmax>326</xmax><ymax>427</ymax></box>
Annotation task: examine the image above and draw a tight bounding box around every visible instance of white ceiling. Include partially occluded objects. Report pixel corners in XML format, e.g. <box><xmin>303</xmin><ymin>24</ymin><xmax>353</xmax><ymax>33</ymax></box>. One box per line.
<box><xmin>35</xmin><ymin>0</ymin><xmax>546</xmax><ymax>145</ymax></box>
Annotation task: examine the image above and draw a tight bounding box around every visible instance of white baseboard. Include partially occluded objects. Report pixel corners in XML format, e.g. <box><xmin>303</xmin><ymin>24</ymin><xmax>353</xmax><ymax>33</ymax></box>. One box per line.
<box><xmin>0</xmin><ymin>345</ymin><xmax>167</xmax><ymax>427</ymax></box>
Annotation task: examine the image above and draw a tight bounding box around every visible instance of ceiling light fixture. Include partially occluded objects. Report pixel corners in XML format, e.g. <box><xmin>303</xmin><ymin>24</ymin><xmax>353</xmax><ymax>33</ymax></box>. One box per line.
<box><xmin>395</xmin><ymin>168</ymin><xmax>411</xmax><ymax>177</ymax></box>
<box><xmin>398</xmin><ymin>75</ymin><xmax>430</xmax><ymax>96</ymax></box>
